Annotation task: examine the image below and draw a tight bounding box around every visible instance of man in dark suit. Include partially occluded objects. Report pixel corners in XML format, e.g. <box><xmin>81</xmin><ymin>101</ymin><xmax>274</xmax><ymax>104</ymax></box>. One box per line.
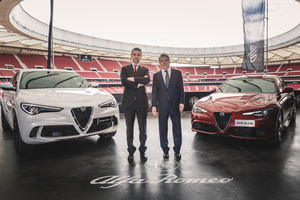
<box><xmin>121</xmin><ymin>47</ymin><xmax>150</xmax><ymax>162</ymax></box>
<box><xmin>152</xmin><ymin>53</ymin><xmax>185</xmax><ymax>161</ymax></box>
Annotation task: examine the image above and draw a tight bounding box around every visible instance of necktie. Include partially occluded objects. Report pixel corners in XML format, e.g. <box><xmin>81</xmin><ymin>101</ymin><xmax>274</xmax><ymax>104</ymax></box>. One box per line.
<box><xmin>165</xmin><ymin>70</ymin><xmax>169</xmax><ymax>87</ymax></box>
<box><xmin>134</xmin><ymin>65</ymin><xmax>137</xmax><ymax>75</ymax></box>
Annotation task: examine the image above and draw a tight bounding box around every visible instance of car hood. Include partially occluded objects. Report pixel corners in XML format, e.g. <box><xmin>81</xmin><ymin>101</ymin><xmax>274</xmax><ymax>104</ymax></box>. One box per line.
<box><xmin>196</xmin><ymin>92</ymin><xmax>278</xmax><ymax>113</ymax></box>
<box><xmin>17</xmin><ymin>88</ymin><xmax>114</xmax><ymax>107</ymax></box>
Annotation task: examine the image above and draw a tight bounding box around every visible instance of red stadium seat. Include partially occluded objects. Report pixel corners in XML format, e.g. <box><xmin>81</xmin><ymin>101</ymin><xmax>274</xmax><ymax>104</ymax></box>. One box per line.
<box><xmin>18</xmin><ymin>54</ymin><xmax>47</xmax><ymax>69</ymax></box>
<box><xmin>54</xmin><ymin>56</ymin><xmax>80</xmax><ymax>70</ymax></box>
<box><xmin>74</xmin><ymin>57</ymin><xmax>104</xmax><ymax>71</ymax></box>
<box><xmin>0</xmin><ymin>54</ymin><xmax>22</xmax><ymax>69</ymax></box>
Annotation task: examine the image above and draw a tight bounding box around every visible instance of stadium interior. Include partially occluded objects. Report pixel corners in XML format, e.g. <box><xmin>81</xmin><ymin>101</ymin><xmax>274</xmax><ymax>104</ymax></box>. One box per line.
<box><xmin>1</xmin><ymin>53</ymin><xmax>300</xmax><ymax>94</ymax></box>
<box><xmin>1</xmin><ymin>0</ymin><xmax>300</xmax><ymax>200</ymax></box>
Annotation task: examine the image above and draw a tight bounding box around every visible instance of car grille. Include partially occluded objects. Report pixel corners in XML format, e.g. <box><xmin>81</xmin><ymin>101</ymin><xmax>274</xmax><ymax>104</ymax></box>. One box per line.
<box><xmin>192</xmin><ymin>122</ymin><xmax>218</xmax><ymax>133</ymax></box>
<box><xmin>71</xmin><ymin>107</ymin><xmax>93</xmax><ymax>131</ymax></box>
<box><xmin>214</xmin><ymin>112</ymin><xmax>232</xmax><ymax>132</ymax></box>
<box><xmin>87</xmin><ymin>116</ymin><xmax>117</xmax><ymax>133</ymax></box>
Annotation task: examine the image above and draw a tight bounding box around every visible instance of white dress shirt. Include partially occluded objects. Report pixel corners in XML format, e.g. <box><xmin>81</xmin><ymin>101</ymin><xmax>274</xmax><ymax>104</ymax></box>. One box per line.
<box><xmin>161</xmin><ymin>67</ymin><xmax>171</xmax><ymax>83</ymax></box>
<box><xmin>131</xmin><ymin>63</ymin><xmax>140</xmax><ymax>72</ymax></box>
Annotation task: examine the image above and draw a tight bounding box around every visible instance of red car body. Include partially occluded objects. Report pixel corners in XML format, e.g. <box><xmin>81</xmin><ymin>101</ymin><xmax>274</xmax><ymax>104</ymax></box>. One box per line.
<box><xmin>191</xmin><ymin>75</ymin><xmax>296</xmax><ymax>144</ymax></box>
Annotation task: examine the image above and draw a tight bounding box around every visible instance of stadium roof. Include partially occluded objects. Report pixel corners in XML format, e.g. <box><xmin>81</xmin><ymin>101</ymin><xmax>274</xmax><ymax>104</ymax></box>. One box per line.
<box><xmin>1</xmin><ymin>0</ymin><xmax>300</xmax><ymax>66</ymax></box>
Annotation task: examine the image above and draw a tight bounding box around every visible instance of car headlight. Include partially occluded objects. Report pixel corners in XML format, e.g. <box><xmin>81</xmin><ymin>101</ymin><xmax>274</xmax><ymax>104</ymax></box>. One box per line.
<box><xmin>192</xmin><ymin>105</ymin><xmax>208</xmax><ymax>113</ymax></box>
<box><xmin>242</xmin><ymin>108</ymin><xmax>275</xmax><ymax>117</ymax></box>
<box><xmin>21</xmin><ymin>103</ymin><xmax>64</xmax><ymax>115</ymax></box>
<box><xmin>98</xmin><ymin>99</ymin><xmax>117</xmax><ymax>108</ymax></box>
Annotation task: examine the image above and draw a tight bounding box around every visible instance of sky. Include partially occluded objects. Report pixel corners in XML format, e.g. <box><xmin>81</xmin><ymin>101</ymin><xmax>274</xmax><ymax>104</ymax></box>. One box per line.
<box><xmin>20</xmin><ymin>0</ymin><xmax>300</xmax><ymax>48</ymax></box>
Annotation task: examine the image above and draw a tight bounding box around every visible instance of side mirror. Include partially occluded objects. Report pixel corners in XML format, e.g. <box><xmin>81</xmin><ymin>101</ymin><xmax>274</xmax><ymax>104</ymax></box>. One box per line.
<box><xmin>211</xmin><ymin>87</ymin><xmax>217</xmax><ymax>92</ymax></box>
<box><xmin>0</xmin><ymin>82</ymin><xmax>16</xmax><ymax>91</ymax></box>
<box><xmin>89</xmin><ymin>82</ymin><xmax>99</xmax><ymax>88</ymax></box>
<box><xmin>282</xmin><ymin>86</ymin><xmax>293</xmax><ymax>93</ymax></box>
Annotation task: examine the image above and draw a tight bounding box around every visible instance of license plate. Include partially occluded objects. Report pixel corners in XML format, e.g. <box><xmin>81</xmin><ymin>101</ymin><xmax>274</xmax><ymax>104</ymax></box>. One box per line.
<box><xmin>234</xmin><ymin>120</ymin><xmax>255</xmax><ymax>127</ymax></box>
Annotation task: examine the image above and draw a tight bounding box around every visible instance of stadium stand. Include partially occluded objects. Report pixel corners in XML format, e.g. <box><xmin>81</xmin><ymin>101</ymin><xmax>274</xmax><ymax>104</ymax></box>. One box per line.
<box><xmin>2</xmin><ymin>53</ymin><xmax>300</xmax><ymax>93</ymax></box>
<box><xmin>98</xmin><ymin>59</ymin><xmax>121</xmax><ymax>72</ymax></box>
<box><xmin>0</xmin><ymin>54</ymin><xmax>22</xmax><ymax>69</ymax></box>
<box><xmin>109</xmin><ymin>86</ymin><xmax>124</xmax><ymax>94</ymax></box>
<box><xmin>265</xmin><ymin>65</ymin><xmax>280</xmax><ymax>72</ymax></box>
<box><xmin>143</xmin><ymin>64</ymin><xmax>159</xmax><ymax>73</ymax></box>
<box><xmin>54</xmin><ymin>56</ymin><xmax>80</xmax><ymax>70</ymax></box>
<box><xmin>0</xmin><ymin>69</ymin><xmax>15</xmax><ymax>77</ymax></box>
<box><xmin>119</xmin><ymin>61</ymin><xmax>130</xmax><ymax>67</ymax></box>
<box><xmin>77</xmin><ymin>71</ymin><xmax>100</xmax><ymax>79</ymax></box>
<box><xmin>98</xmin><ymin>72</ymin><xmax>120</xmax><ymax>79</ymax></box>
<box><xmin>215</xmin><ymin>67</ymin><xmax>234</xmax><ymax>75</ymax></box>
<box><xmin>175</xmin><ymin>67</ymin><xmax>196</xmax><ymax>75</ymax></box>
<box><xmin>18</xmin><ymin>54</ymin><xmax>47</xmax><ymax>69</ymax></box>
<box><xmin>195</xmin><ymin>67</ymin><xmax>214</xmax><ymax>75</ymax></box>
<box><xmin>279</xmin><ymin>63</ymin><xmax>300</xmax><ymax>72</ymax></box>
<box><xmin>235</xmin><ymin>67</ymin><xmax>257</xmax><ymax>74</ymax></box>
<box><xmin>74</xmin><ymin>57</ymin><xmax>104</xmax><ymax>72</ymax></box>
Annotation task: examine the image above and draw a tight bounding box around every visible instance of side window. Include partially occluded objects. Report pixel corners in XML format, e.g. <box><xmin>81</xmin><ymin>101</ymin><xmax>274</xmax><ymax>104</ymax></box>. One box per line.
<box><xmin>11</xmin><ymin>72</ymin><xmax>20</xmax><ymax>88</ymax></box>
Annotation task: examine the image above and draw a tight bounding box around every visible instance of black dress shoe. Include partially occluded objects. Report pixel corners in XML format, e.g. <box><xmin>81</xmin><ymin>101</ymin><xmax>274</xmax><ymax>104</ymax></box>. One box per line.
<box><xmin>127</xmin><ymin>154</ymin><xmax>134</xmax><ymax>162</ymax></box>
<box><xmin>175</xmin><ymin>153</ymin><xmax>181</xmax><ymax>161</ymax></box>
<box><xmin>140</xmin><ymin>153</ymin><xmax>148</xmax><ymax>162</ymax></box>
<box><xmin>163</xmin><ymin>152</ymin><xmax>169</xmax><ymax>160</ymax></box>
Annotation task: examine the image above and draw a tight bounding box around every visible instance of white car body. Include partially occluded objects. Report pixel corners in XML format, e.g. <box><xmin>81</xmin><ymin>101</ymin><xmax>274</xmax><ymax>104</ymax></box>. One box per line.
<box><xmin>1</xmin><ymin>69</ymin><xmax>119</xmax><ymax>146</ymax></box>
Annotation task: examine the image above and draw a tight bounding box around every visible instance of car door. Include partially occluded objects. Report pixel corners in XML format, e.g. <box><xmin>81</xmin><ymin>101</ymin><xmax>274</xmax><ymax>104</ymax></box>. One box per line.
<box><xmin>282</xmin><ymin>79</ymin><xmax>295</xmax><ymax>120</ymax></box>
<box><xmin>277</xmin><ymin>78</ymin><xmax>293</xmax><ymax>123</ymax></box>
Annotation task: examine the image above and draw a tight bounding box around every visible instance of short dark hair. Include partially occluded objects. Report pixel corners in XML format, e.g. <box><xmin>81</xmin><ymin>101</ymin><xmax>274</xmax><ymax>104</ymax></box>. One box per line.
<box><xmin>159</xmin><ymin>53</ymin><xmax>170</xmax><ymax>61</ymax></box>
<box><xmin>131</xmin><ymin>47</ymin><xmax>142</xmax><ymax>55</ymax></box>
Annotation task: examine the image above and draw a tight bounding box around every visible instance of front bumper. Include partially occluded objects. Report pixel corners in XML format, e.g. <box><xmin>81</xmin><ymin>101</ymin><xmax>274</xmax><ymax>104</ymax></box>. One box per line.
<box><xmin>191</xmin><ymin>111</ymin><xmax>278</xmax><ymax>140</ymax></box>
<box><xmin>16</xmin><ymin>105</ymin><xmax>119</xmax><ymax>144</ymax></box>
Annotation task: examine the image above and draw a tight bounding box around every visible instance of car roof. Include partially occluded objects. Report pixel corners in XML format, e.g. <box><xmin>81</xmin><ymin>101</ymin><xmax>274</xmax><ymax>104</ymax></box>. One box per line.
<box><xmin>228</xmin><ymin>74</ymin><xmax>278</xmax><ymax>80</ymax></box>
<box><xmin>19</xmin><ymin>69</ymin><xmax>75</xmax><ymax>73</ymax></box>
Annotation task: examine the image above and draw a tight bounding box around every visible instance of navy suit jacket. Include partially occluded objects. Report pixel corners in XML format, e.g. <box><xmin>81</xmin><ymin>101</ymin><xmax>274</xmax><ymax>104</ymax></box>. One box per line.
<box><xmin>152</xmin><ymin>69</ymin><xmax>185</xmax><ymax>113</ymax></box>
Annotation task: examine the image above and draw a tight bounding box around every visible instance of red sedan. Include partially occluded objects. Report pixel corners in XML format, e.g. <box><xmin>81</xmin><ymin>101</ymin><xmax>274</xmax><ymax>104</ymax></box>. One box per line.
<box><xmin>191</xmin><ymin>75</ymin><xmax>296</xmax><ymax>145</ymax></box>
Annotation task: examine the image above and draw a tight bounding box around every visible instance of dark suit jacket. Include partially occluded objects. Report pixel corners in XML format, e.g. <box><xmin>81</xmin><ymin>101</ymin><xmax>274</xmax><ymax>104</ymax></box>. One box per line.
<box><xmin>152</xmin><ymin>69</ymin><xmax>185</xmax><ymax>113</ymax></box>
<box><xmin>121</xmin><ymin>64</ymin><xmax>150</xmax><ymax>108</ymax></box>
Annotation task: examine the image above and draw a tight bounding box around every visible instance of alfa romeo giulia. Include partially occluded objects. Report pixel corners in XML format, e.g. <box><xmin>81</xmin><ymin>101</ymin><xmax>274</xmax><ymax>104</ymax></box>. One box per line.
<box><xmin>0</xmin><ymin>69</ymin><xmax>119</xmax><ymax>154</ymax></box>
<box><xmin>191</xmin><ymin>75</ymin><xmax>296</xmax><ymax>145</ymax></box>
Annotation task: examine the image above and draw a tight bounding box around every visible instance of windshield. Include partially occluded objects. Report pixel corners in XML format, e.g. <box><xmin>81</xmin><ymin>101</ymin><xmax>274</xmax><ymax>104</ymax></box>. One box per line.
<box><xmin>216</xmin><ymin>78</ymin><xmax>276</xmax><ymax>93</ymax></box>
<box><xmin>19</xmin><ymin>71</ymin><xmax>89</xmax><ymax>89</ymax></box>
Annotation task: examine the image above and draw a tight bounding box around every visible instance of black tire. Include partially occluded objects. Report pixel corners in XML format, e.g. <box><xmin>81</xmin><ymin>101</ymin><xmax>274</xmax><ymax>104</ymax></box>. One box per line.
<box><xmin>271</xmin><ymin>112</ymin><xmax>283</xmax><ymax>146</ymax></box>
<box><xmin>99</xmin><ymin>131</ymin><xmax>116</xmax><ymax>139</ymax></box>
<box><xmin>290</xmin><ymin>106</ymin><xmax>296</xmax><ymax>125</ymax></box>
<box><xmin>1</xmin><ymin>106</ymin><xmax>10</xmax><ymax>131</ymax></box>
<box><xmin>13</xmin><ymin>115</ymin><xmax>28</xmax><ymax>155</ymax></box>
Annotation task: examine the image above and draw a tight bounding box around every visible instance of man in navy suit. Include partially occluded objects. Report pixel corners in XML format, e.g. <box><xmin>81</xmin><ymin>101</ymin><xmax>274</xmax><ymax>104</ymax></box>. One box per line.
<box><xmin>152</xmin><ymin>53</ymin><xmax>185</xmax><ymax>161</ymax></box>
<box><xmin>121</xmin><ymin>47</ymin><xmax>150</xmax><ymax>162</ymax></box>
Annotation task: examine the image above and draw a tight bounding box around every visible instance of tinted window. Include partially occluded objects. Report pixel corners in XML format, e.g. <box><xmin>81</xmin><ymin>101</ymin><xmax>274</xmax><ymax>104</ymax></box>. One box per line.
<box><xmin>217</xmin><ymin>78</ymin><xmax>276</xmax><ymax>93</ymax></box>
<box><xmin>19</xmin><ymin>71</ymin><xmax>89</xmax><ymax>89</ymax></box>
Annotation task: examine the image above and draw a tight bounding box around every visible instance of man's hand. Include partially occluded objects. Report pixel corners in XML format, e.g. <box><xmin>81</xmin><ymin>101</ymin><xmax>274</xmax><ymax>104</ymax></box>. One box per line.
<box><xmin>127</xmin><ymin>77</ymin><xmax>134</xmax><ymax>82</ymax></box>
<box><xmin>179</xmin><ymin>104</ymin><xmax>184</xmax><ymax>112</ymax></box>
<box><xmin>152</xmin><ymin>107</ymin><xmax>157</xmax><ymax>116</ymax></box>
